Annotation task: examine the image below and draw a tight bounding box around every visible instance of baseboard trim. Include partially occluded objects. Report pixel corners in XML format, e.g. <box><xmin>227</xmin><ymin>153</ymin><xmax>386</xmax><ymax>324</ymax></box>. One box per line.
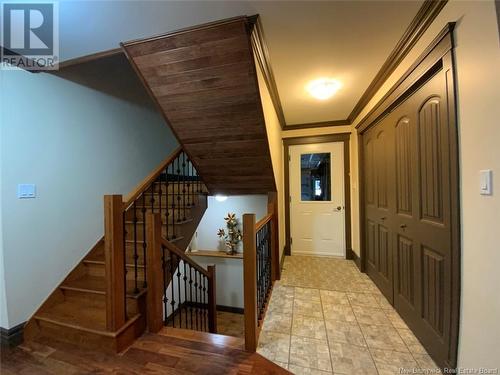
<box><xmin>348</xmin><ymin>249</ymin><xmax>362</xmax><ymax>271</ymax></box>
<box><xmin>0</xmin><ymin>322</ymin><xmax>25</xmax><ymax>347</ymax></box>
<box><xmin>280</xmin><ymin>249</ymin><xmax>286</xmax><ymax>272</ymax></box>
<box><xmin>217</xmin><ymin>305</ymin><xmax>244</xmax><ymax>314</ymax></box>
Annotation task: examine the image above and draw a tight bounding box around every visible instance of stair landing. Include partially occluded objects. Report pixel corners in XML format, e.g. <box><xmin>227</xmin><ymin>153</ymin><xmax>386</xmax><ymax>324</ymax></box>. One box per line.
<box><xmin>1</xmin><ymin>328</ymin><xmax>290</xmax><ymax>374</ymax></box>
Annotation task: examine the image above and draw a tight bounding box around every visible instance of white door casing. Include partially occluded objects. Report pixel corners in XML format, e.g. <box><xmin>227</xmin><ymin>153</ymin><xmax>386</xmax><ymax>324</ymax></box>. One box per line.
<box><xmin>289</xmin><ymin>142</ymin><xmax>345</xmax><ymax>257</ymax></box>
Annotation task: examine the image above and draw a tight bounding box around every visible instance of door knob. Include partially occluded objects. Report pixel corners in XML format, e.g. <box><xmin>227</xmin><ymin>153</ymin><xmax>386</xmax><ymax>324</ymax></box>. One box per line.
<box><xmin>400</xmin><ymin>224</ymin><xmax>407</xmax><ymax>229</ymax></box>
<box><xmin>381</xmin><ymin>217</ymin><xmax>387</xmax><ymax>221</ymax></box>
<box><xmin>336</xmin><ymin>206</ymin><xmax>342</xmax><ymax>211</ymax></box>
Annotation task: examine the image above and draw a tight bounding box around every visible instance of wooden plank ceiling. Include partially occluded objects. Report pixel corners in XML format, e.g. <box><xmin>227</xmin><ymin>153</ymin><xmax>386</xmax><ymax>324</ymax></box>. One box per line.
<box><xmin>122</xmin><ymin>16</ymin><xmax>275</xmax><ymax>195</ymax></box>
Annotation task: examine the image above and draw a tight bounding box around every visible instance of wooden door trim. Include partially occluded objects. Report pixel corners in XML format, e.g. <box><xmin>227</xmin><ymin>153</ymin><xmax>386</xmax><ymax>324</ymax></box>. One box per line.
<box><xmin>283</xmin><ymin>133</ymin><xmax>352</xmax><ymax>259</ymax></box>
<box><xmin>357</xmin><ymin>23</ymin><xmax>460</xmax><ymax>369</ymax></box>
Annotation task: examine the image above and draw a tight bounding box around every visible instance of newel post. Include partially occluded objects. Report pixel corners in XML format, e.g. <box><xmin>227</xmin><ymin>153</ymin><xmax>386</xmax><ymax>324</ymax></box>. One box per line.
<box><xmin>104</xmin><ymin>195</ymin><xmax>126</xmax><ymax>331</ymax></box>
<box><xmin>145</xmin><ymin>212</ymin><xmax>164</xmax><ymax>333</ymax></box>
<box><xmin>207</xmin><ymin>265</ymin><xmax>217</xmax><ymax>333</ymax></box>
<box><xmin>243</xmin><ymin>213</ymin><xmax>257</xmax><ymax>352</ymax></box>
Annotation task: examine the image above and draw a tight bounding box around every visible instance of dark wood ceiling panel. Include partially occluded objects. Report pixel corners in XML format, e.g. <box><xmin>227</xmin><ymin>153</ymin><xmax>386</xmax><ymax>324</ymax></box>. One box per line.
<box><xmin>122</xmin><ymin>17</ymin><xmax>275</xmax><ymax>195</ymax></box>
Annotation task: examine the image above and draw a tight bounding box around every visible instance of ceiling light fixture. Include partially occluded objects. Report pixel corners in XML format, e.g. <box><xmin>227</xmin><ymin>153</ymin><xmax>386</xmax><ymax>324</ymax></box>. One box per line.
<box><xmin>307</xmin><ymin>78</ymin><xmax>341</xmax><ymax>100</ymax></box>
<box><xmin>215</xmin><ymin>195</ymin><xmax>228</xmax><ymax>202</ymax></box>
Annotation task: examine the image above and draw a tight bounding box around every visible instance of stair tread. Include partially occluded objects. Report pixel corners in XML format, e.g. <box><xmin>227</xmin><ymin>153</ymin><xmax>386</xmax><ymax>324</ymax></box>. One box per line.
<box><xmin>61</xmin><ymin>274</ymin><xmax>145</xmax><ymax>297</ymax></box>
<box><xmin>35</xmin><ymin>298</ymin><xmax>107</xmax><ymax>332</ymax></box>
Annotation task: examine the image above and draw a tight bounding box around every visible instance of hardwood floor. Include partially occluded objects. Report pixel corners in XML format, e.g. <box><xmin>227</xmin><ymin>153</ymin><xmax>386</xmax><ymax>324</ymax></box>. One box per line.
<box><xmin>1</xmin><ymin>327</ymin><xmax>289</xmax><ymax>374</ymax></box>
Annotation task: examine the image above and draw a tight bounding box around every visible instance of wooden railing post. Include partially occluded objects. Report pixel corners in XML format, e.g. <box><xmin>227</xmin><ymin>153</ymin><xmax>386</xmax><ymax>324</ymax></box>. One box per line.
<box><xmin>207</xmin><ymin>265</ymin><xmax>217</xmax><ymax>333</ymax></box>
<box><xmin>104</xmin><ymin>195</ymin><xmax>126</xmax><ymax>331</ymax></box>
<box><xmin>145</xmin><ymin>212</ymin><xmax>163</xmax><ymax>333</ymax></box>
<box><xmin>243</xmin><ymin>213</ymin><xmax>257</xmax><ymax>352</ymax></box>
<box><xmin>268</xmin><ymin>192</ymin><xmax>280</xmax><ymax>281</ymax></box>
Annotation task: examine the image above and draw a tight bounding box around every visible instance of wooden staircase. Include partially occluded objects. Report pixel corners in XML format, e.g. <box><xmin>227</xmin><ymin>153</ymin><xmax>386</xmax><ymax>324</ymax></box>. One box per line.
<box><xmin>24</xmin><ymin>148</ymin><xmax>210</xmax><ymax>352</ymax></box>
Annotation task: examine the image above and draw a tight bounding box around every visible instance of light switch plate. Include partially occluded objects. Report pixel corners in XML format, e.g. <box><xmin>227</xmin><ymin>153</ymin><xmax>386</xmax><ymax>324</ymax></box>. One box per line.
<box><xmin>479</xmin><ymin>170</ymin><xmax>492</xmax><ymax>195</ymax></box>
<box><xmin>17</xmin><ymin>184</ymin><xmax>36</xmax><ymax>199</ymax></box>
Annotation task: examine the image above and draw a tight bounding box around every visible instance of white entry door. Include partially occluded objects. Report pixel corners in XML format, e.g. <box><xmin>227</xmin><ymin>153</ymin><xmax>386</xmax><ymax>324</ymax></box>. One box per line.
<box><xmin>289</xmin><ymin>142</ymin><xmax>345</xmax><ymax>257</ymax></box>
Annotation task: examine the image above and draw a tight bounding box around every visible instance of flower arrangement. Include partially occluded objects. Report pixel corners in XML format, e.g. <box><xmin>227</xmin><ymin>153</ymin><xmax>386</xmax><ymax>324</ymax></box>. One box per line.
<box><xmin>217</xmin><ymin>213</ymin><xmax>243</xmax><ymax>255</ymax></box>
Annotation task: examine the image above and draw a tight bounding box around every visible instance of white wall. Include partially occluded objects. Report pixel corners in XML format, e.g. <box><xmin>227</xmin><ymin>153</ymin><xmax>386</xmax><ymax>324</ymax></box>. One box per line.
<box><xmin>0</xmin><ymin>61</ymin><xmax>178</xmax><ymax>328</ymax></box>
<box><xmin>192</xmin><ymin>257</ymin><xmax>244</xmax><ymax>309</ymax></box>
<box><xmin>192</xmin><ymin>195</ymin><xmax>267</xmax><ymax>252</ymax></box>
<box><xmin>350</xmin><ymin>0</ymin><xmax>500</xmax><ymax>368</ymax></box>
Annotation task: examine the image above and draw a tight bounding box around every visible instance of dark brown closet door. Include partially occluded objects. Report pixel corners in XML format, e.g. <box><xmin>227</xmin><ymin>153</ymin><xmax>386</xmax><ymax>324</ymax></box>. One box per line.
<box><xmin>392</xmin><ymin>70</ymin><xmax>453</xmax><ymax>366</ymax></box>
<box><xmin>363</xmin><ymin>116</ymin><xmax>397</xmax><ymax>302</ymax></box>
<box><xmin>363</xmin><ymin>66</ymin><xmax>455</xmax><ymax>367</ymax></box>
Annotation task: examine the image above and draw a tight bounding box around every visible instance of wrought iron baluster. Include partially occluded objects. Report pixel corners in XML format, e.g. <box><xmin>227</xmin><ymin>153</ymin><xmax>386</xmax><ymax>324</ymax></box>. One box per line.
<box><xmin>194</xmin><ymin>270</ymin><xmax>199</xmax><ymax>330</ymax></box>
<box><xmin>177</xmin><ymin>259</ymin><xmax>182</xmax><ymax>328</ymax></box>
<box><xmin>142</xmin><ymin>193</ymin><xmax>147</xmax><ymax>288</ymax></box>
<box><xmin>182</xmin><ymin>152</ymin><xmax>187</xmax><ymax>221</ymax></box>
<box><xmin>176</xmin><ymin>156</ymin><xmax>181</xmax><ymax>224</ymax></box>
<box><xmin>123</xmin><ymin>211</ymin><xmax>128</xmax><ymax>318</ymax></box>
<box><xmin>165</xmin><ymin>166</ymin><xmax>170</xmax><ymax>240</ymax></box>
<box><xmin>203</xmin><ymin>275</ymin><xmax>207</xmax><ymax>331</ymax></box>
<box><xmin>162</xmin><ymin>246</ymin><xmax>168</xmax><ymax>326</ymax></box>
<box><xmin>187</xmin><ymin>158</ymin><xmax>193</xmax><ymax>207</ymax></box>
<box><xmin>133</xmin><ymin>201</ymin><xmax>139</xmax><ymax>294</ymax></box>
<box><xmin>184</xmin><ymin>262</ymin><xmax>188</xmax><ymax>328</ymax></box>
<box><xmin>189</xmin><ymin>266</ymin><xmax>194</xmax><ymax>329</ymax></box>
<box><xmin>170</xmin><ymin>253</ymin><xmax>175</xmax><ymax>327</ymax></box>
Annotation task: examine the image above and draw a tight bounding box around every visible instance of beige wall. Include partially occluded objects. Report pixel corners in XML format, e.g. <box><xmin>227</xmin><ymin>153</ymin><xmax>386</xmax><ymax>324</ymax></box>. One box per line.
<box><xmin>350</xmin><ymin>0</ymin><xmax>500</xmax><ymax>368</ymax></box>
<box><xmin>255</xmin><ymin>58</ymin><xmax>286</xmax><ymax>260</ymax></box>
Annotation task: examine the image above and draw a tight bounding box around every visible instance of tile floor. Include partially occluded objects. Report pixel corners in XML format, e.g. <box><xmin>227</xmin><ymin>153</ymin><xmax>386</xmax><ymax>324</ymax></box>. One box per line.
<box><xmin>257</xmin><ymin>256</ymin><xmax>441</xmax><ymax>375</ymax></box>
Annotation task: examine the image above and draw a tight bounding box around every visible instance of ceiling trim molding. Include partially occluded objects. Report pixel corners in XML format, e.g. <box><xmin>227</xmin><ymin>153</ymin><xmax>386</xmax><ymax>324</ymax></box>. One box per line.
<box><xmin>250</xmin><ymin>16</ymin><xmax>287</xmax><ymax>129</ymax></box>
<box><xmin>347</xmin><ymin>0</ymin><xmax>448</xmax><ymax>123</ymax></box>
<box><xmin>58</xmin><ymin>48</ymin><xmax>123</xmax><ymax>69</ymax></box>
<box><xmin>251</xmin><ymin>0</ymin><xmax>448</xmax><ymax>130</ymax></box>
<box><xmin>284</xmin><ymin>119</ymin><xmax>350</xmax><ymax>130</ymax></box>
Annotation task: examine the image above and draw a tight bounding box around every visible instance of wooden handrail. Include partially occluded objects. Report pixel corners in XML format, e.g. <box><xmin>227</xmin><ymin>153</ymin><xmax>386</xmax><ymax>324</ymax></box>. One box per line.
<box><xmin>160</xmin><ymin>238</ymin><xmax>209</xmax><ymax>277</ymax></box>
<box><xmin>255</xmin><ymin>213</ymin><xmax>273</xmax><ymax>232</ymax></box>
<box><xmin>123</xmin><ymin>146</ymin><xmax>183</xmax><ymax>209</ymax></box>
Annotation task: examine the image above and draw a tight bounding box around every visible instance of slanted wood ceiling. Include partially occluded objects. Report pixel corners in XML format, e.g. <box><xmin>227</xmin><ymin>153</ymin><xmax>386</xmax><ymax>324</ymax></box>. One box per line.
<box><xmin>122</xmin><ymin>16</ymin><xmax>275</xmax><ymax>195</ymax></box>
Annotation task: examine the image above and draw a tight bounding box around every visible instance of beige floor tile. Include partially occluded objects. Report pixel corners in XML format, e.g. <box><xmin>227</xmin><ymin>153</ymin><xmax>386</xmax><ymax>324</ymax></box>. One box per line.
<box><xmin>373</xmin><ymin>294</ymin><xmax>394</xmax><ymax>310</ymax></box>
<box><xmin>397</xmin><ymin>328</ymin><xmax>427</xmax><ymax>354</ymax></box>
<box><xmin>322</xmin><ymin>303</ymin><xmax>356</xmax><ymax>323</ymax></box>
<box><xmin>294</xmin><ymin>299</ymin><xmax>324</xmax><ymax>318</ymax></box>
<box><xmin>289</xmin><ymin>336</ymin><xmax>332</xmax><ymax>372</ymax></box>
<box><xmin>267</xmin><ymin>296</ymin><xmax>294</xmax><ymax>314</ymax></box>
<box><xmin>288</xmin><ymin>364</ymin><xmax>332</xmax><ymax>374</ymax></box>
<box><xmin>295</xmin><ymin>287</ymin><xmax>321</xmax><ymax>301</ymax></box>
<box><xmin>256</xmin><ymin>331</ymin><xmax>291</xmax><ymax>363</ymax></box>
<box><xmin>412</xmin><ymin>353</ymin><xmax>442</xmax><ymax>373</ymax></box>
<box><xmin>352</xmin><ymin>305</ymin><xmax>392</xmax><ymax>326</ymax></box>
<box><xmin>262</xmin><ymin>311</ymin><xmax>292</xmax><ymax>334</ymax></box>
<box><xmin>320</xmin><ymin>290</ymin><xmax>350</xmax><ymax>305</ymax></box>
<box><xmin>292</xmin><ymin>315</ymin><xmax>327</xmax><ymax>340</ymax></box>
<box><xmin>324</xmin><ymin>320</ymin><xmax>366</xmax><ymax>347</ymax></box>
<box><xmin>360</xmin><ymin>324</ymin><xmax>408</xmax><ymax>352</ymax></box>
<box><xmin>347</xmin><ymin>292</ymin><xmax>380</xmax><ymax>308</ymax></box>
<box><xmin>370</xmin><ymin>348</ymin><xmax>419</xmax><ymax>375</ymax></box>
<box><xmin>384</xmin><ymin>309</ymin><xmax>408</xmax><ymax>329</ymax></box>
<box><xmin>329</xmin><ymin>342</ymin><xmax>378</xmax><ymax>375</ymax></box>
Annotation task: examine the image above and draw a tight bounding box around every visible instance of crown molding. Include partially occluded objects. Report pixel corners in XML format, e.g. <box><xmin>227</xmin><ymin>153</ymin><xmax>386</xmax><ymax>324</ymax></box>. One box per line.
<box><xmin>250</xmin><ymin>16</ymin><xmax>287</xmax><ymax>129</ymax></box>
<box><xmin>251</xmin><ymin>0</ymin><xmax>448</xmax><ymax>130</ymax></box>
<box><xmin>347</xmin><ymin>0</ymin><xmax>448</xmax><ymax>123</ymax></box>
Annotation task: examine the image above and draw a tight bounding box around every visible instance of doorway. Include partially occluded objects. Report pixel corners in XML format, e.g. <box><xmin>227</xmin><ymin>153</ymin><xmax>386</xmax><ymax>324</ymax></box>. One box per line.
<box><xmin>284</xmin><ymin>134</ymin><xmax>352</xmax><ymax>259</ymax></box>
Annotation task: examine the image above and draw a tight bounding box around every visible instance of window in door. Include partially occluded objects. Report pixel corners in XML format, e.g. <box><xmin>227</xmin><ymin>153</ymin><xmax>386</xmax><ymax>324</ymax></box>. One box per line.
<box><xmin>300</xmin><ymin>152</ymin><xmax>331</xmax><ymax>201</ymax></box>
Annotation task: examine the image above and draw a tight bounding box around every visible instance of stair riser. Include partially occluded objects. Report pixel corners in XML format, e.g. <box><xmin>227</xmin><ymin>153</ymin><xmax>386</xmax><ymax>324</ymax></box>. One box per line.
<box><xmin>84</xmin><ymin>262</ymin><xmax>145</xmax><ymax>283</ymax></box>
<box><xmin>62</xmin><ymin>289</ymin><xmax>142</xmax><ymax>316</ymax></box>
